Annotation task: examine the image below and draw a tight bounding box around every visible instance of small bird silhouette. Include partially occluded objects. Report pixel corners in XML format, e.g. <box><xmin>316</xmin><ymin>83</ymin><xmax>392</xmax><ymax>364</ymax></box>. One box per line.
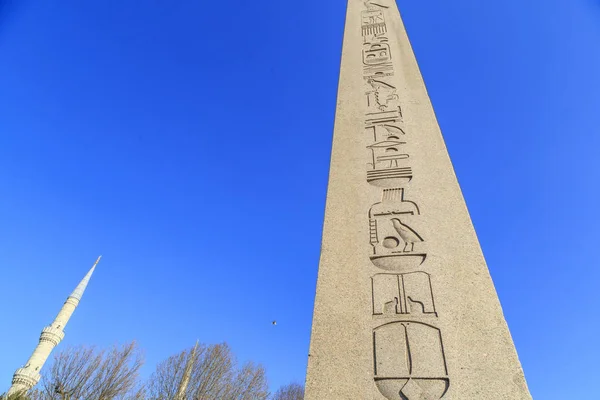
<box><xmin>272</xmin><ymin>321</ymin><xmax>277</xmax><ymax>326</ymax></box>
<box><xmin>391</xmin><ymin>218</ymin><xmax>423</xmax><ymax>252</ymax></box>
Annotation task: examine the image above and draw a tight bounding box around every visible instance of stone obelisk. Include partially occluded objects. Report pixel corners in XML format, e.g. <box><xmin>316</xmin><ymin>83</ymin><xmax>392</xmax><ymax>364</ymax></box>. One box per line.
<box><xmin>7</xmin><ymin>257</ymin><xmax>101</xmax><ymax>396</ymax></box>
<box><xmin>305</xmin><ymin>1</ymin><xmax>531</xmax><ymax>399</ymax></box>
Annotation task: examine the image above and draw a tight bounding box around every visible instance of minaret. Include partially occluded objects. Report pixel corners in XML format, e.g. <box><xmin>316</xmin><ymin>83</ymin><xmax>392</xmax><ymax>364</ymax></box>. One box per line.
<box><xmin>175</xmin><ymin>341</ymin><xmax>199</xmax><ymax>400</ymax></box>
<box><xmin>7</xmin><ymin>256</ymin><xmax>101</xmax><ymax>396</ymax></box>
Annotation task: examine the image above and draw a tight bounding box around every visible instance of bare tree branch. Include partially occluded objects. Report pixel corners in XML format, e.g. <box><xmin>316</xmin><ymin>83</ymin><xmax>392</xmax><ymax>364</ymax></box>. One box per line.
<box><xmin>38</xmin><ymin>342</ymin><xmax>144</xmax><ymax>400</ymax></box>
<box><xmin>271</xmin><ymin>382</ymin><xmax>304</xmax><ymax>400</ymax></box>
<box><xmin>146</xmin><ymin>343</ymin><xmax>269</xmax><ymax>400</ymax></box>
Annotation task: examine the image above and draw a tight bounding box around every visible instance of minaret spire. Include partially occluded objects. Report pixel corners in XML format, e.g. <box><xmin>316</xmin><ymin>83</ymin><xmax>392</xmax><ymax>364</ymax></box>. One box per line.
<box><xmin>70</xmin><ymin>256</ymin><xmax>100</xmax><ymax>301</ymax></box>
<box><xmin>7</xmin><ymin>257</ymin><xmax>101</xmax><ymax>396</ymax></box>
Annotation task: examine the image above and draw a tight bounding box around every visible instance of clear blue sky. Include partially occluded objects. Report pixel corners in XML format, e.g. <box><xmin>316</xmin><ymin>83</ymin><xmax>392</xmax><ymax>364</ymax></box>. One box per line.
<box><xmin>1</xmin><ymin>0</ymin><xmax>599</xmax><ymax>397</ymax></box>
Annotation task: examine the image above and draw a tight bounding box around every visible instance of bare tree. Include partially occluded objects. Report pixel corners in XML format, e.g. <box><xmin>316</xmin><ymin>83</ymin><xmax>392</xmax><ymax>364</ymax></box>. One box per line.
<box><xmin>222</xmin><ymin>362</ymin><xmax>269</xmax><ymax>400</ymax></box>
<box><xmin>37</xmin><ymin>342</ymin><xmax>144</xmax><ymax>400</ymax></box>
<box><xmin>24</xmin><ymin>389</ymin><xmax>45</xmax><ymax>400</ymax></box>
<box><xmin>272</xmin><ymin>383</ymin><xmax>304</xmax><ymax>400</ymax></box>
<box><xmin>146</xmin><ymin>342</ymin><xmax>269</xmax><ymax>400</ymax></box>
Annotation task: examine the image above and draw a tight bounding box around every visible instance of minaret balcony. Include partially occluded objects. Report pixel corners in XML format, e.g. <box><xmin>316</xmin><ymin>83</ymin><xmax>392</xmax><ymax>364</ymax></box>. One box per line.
<box><xmin>12</xmin><ymin>367</ymin><xmax>40</xmax><ymax>388</ymax></box>
<box><xmin>65</xmin><ymin>296</ymin><xmax>80</xmax><ymax>307</ymax></box>
<box><xmin>40</xmin><ymin>326</ymin><xmax>65</xmax><ymax>346</ymax></box>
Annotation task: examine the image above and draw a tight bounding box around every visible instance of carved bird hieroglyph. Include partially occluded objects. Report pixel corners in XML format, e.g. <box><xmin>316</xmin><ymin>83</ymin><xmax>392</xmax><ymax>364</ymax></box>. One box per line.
<box><xmin>391</xmin><ymin>218</ymin><xmax>423</xmax><ymax>253</ymax></box>
<box><xmin>368</xmin><ymin>79</ymin><xmax>399</xmax><ymax>111</ymax></box>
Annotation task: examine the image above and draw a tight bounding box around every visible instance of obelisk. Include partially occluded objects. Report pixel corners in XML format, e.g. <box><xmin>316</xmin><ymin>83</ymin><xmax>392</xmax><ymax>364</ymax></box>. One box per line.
<box><xmin>305</xmin><ymin>1</ymin><xmax>531</xmax><ymax>399</ymax></box>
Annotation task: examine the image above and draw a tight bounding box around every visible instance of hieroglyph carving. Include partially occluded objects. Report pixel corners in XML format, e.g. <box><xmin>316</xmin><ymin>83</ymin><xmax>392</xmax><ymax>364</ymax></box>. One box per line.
<box><xmin>372</xmin><ymin>272</ymin><xmax>436</xmax><ymax>317</ymax></box>
<box><xmin>362</xmin><ymin>2</ymin><xmax>393</xmax><ymax>79</ymax></box>
<box><xmin>365</xmin><ymin>80</ymin><xmax>408</xmax><ymax>187</ymax></box>
<box><xmin>374</xmin><ymin>322</ymin><xmax>449</xmax><ymax>400</ymax></box>
<box><xmin>369</xmin><ymin>188</ymin><xmax>425</xmax><ymax>270</ymax></box>
<box><xmin>361</xmin><ymin>9</ymin><xmax>387</xmax><ymax>37</ymax></box>
<box><xmin>359</xmin><ymin>2</ymin><xmax>450</xmax><ymax>399</ymax></box>
<box><xmin>362</xmin><ymin>22</ymin><xmax>407</xmax><ymax>188</ymax></box>
<box><xmin>364</xmin><ymin>86</ymin><xmax>402</xmax><ymax>128</ymax></box>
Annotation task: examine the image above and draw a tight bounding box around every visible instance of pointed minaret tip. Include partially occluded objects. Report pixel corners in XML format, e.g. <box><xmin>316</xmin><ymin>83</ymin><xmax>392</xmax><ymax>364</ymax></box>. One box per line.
<box><xmin>70</xmin><ymin>256</ymin><xmax>101</xmax><ymax>301</ymax></box>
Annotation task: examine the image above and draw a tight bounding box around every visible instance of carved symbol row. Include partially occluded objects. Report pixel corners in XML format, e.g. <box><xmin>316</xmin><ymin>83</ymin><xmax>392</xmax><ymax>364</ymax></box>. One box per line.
<box><xmin>360</xmin><ymin>2</ymin><xmax>450</xmax><ymax>399</ymax></box>
<box><xmin>364</xmin><ymin>77</ymin><xmax>410</xmax><ymax>188</ymax></box>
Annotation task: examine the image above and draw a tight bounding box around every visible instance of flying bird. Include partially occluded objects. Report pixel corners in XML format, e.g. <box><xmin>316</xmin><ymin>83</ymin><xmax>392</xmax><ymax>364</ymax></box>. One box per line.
<box><xmin>272</xmin><ymin>321</ymin><xmax>277</xmax><ymax>326</ymax></box>
<box><xmin>391</xmin><ymin>218</ymin><xmax>423</xmax><ymax>252</ymax></box>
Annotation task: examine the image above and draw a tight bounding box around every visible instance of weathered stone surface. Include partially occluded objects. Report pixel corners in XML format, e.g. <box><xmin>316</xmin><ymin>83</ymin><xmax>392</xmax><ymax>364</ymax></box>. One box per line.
<box><xmin>305</xmin><ymin>1</ymin><xmax>531</xmax><ymax>398</ymax></box>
